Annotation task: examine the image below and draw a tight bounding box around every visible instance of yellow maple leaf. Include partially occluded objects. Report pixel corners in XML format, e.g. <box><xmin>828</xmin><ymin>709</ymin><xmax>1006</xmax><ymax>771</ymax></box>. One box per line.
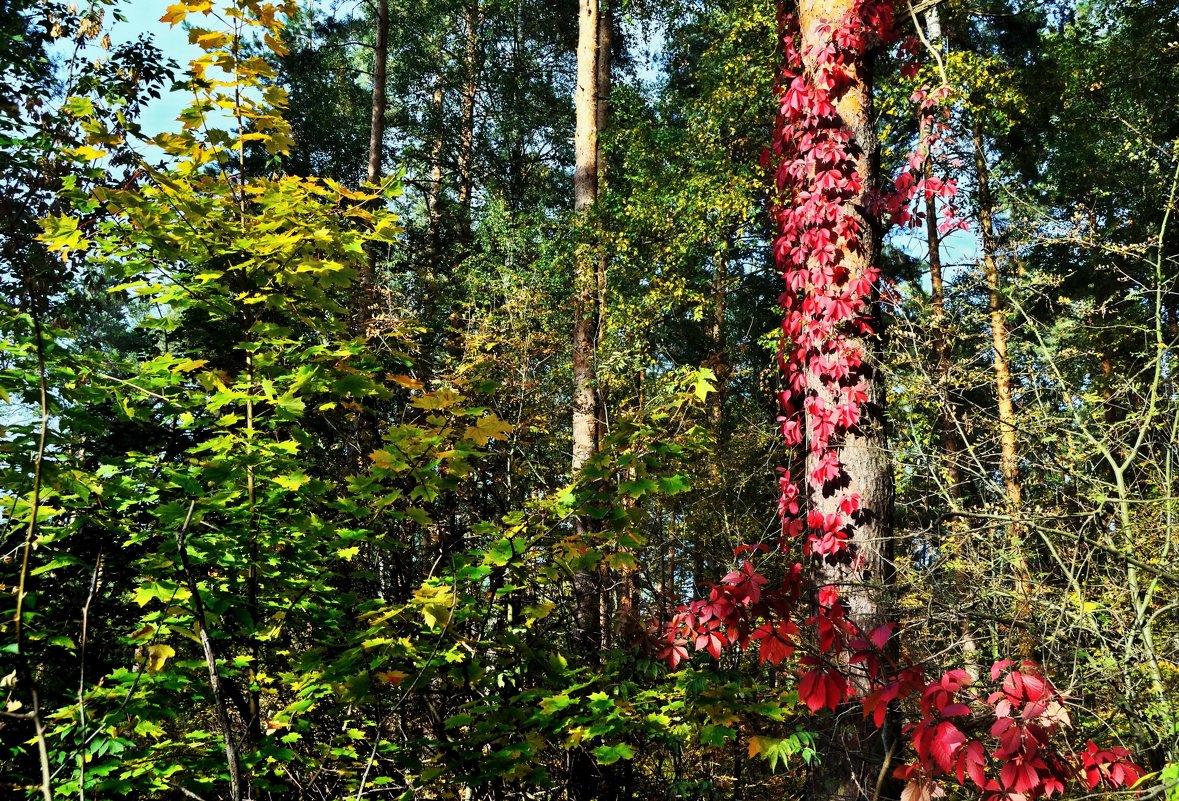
<box><xmin>145</xmin><ymin>644</ymin><xmax>175</xmax><ymax>673</ymax></box>
<box><xmin>464</xmin><ymin>413</ymin><xmax>514</xmax><ymax>446</ymax></box>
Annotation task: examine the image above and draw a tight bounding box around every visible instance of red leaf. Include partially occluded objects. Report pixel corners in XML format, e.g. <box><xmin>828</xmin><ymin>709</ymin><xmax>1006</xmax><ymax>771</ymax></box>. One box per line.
<box><xmin>869</xmin><ymin>623</ymin><xmax>894</xmax><ymax>651</ymax></box>
<box><xmin>752</xmin><ymin>619</ymin><xmax>798</xmax><ymax>666</ymax></box>
<box><xmin>956</xmin><ymin>740</ymin><xmax>987</xmax><ymax>788</ymax></box>
<box><xmin>931</xmin><ymin>721</ymin><xmax>966</xmax><ymax>773</ymax></box>
<box><xmin>799</xmin><ymin>668</ymin><xmax>845</xmax><ymax>712</ymax></box>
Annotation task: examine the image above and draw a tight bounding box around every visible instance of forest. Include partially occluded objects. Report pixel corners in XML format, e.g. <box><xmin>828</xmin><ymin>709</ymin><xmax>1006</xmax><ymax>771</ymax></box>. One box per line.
<box><xmin>1</xmin><ymin>0</ymin><xmax>1176</xmax><ymax>799</ymax></box>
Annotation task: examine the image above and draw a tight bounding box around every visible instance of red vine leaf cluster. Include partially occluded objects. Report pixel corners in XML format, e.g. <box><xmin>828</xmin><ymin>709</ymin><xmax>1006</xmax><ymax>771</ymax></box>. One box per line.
<box><xmin>655</xmin><ymin>3</ymin><xmax>1143</xmax><ymax>799</ymax></box>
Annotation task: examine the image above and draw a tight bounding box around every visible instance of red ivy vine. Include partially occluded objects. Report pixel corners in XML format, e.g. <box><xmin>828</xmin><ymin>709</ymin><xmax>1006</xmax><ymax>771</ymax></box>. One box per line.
<box><xmin>658</xmin><ymin>2</ymin><xmax>1143</xmax><ymax>799</ymax></box>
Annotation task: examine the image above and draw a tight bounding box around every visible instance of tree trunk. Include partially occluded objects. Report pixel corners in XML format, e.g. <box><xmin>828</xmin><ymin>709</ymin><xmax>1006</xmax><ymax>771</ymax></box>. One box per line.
<box><xmin>971</xmin><ymin>119</ymin><xmax>1033</xmax><ymax>654</ymax></box>
<box><xmin>571</xmin><ymin>0</ymin><xmax>603</xmax><ymax>657</ymax></box>
<box><xmin>457</xmin><ymin>0</ymin><xmax>480</xmax><ymax>242</ymax></box>
<box><xmin>366</xmin><ymin>0</ymin><xmax>388</xmax><ymax>189</ymax></box>
<box><xmin>426</xmin><ymin>70</ymin><xmax>446</xmax><ymax>269</ymax></box>
<box><xmin>709</xmin><ymin>242</ymin><xmax>729</xmax><ymax>449</ymax></box>
<box><xmin>925</xmin><ymin>158</ymin><xmax>961</xmax><ymax>499</ymax></box>
<box><xmin>796</xmin><ymin>3</ymin><xmax>896</xmax><ymax>800</ymax></box>
<box><xmin>361</xmin><ymin>0</ymin><xmax>389</xmax><ymax>322</ymax></box>
<box><xmin>571</xmin><ymin>0</ymin><xmax>612</xmax><ymax>795</ymax></box>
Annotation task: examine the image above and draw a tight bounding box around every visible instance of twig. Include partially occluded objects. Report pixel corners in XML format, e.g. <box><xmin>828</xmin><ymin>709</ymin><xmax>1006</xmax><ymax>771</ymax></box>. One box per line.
<box><xmin>12</xmin><ymin>311</ymin><xmax>55</xmax><ymax>801</ymax></box>
<box><xmin>176</xmin><ymin>500</ymin><xmax>245</xmax><ymax>801</ymax></box>
<box><xmin>77</xmin><ymin>546</ymin><xmax>104</xmax><ymax>801</ymax></box>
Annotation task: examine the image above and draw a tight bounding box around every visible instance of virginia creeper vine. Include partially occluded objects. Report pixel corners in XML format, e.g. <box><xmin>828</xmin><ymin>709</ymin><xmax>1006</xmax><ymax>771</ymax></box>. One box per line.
<box><xmin>659</xmin><ymin>3</ymin><xmax>1144</xmax><ymax>799</ymax></box>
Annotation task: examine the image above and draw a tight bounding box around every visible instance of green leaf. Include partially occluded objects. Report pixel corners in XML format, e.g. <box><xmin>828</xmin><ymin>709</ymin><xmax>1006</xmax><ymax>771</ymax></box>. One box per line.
<box><xmin>133</xmin><ymin>581</ymin><xmax>191</xmax><ymax>607</ymax></box>
<box><xmin>700</xmin><ymin>725</ymin><xmax>736</xmax><ymax>747</ymax></box>
<box><xmin>657</xmin><ymin>475</ymin><xmax>690</xmax><ymax>495</ymax></box>
<box><xmin>692</xmin><ymin>367</ymin><xmax>716</xmax><ymax>401</ymax></box>
<box><xmin>593</xmin><ymin>743</ymin><xmax>634</xmax><ymax>765</ymax></box>
<box><xmin>619</xmin><ymin>477</ymin><xmax>658</xmax><ymax>498</ymax></box>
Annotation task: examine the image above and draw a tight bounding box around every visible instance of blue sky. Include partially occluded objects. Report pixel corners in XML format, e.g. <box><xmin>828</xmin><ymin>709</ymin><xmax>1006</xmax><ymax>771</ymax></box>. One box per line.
<box><xmin>110</xmin><ymin>2</ymin><xmax>204</xmax><ymax>137</ymax></box>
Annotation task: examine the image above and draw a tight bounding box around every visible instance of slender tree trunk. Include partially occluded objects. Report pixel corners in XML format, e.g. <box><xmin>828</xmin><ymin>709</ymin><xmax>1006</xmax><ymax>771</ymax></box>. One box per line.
<box><xmin>421</xmin><ymin>68</ymin><xmax>448</xmax><ymax>391</ymax></box>
<box><xmin>571</xmin><ymin>0</ymin><xmax>602</xmax><ymax>657</ymax></box>
<box><xmin>596</xmin><ymin>0</ymin><xmax>616</xmax><ymax>655</ymax></box>
<box><xmin>709</xmin><ymin>243</ymin><xmax>729</xmax><ymax>450</ymax></box>
<box><xmin>361</xmin><ymin>0</ymin><xmax>389</xmax><ymax>323</ymax></box>
<box><xmin>971</xmin><ymin>119</ymin><xmax>1033</xmax><ymax>653</ymax></box>
<box><xmin>457</xmin><ymin>0</ymin><xmax>480</xmax><ymax>242</ymax></box>
<box><xmin>177</xmin><ymin>504</ymin><xmax>243</xmax><ymax>801</ymax></box>
<box><xmin>796</xmin><ymin>3</ymin><xmax>896</xmax><ymax>801</ymax></box>
<box><xmin>925</xmin><ymin>159</ymin><xmax>961</xmax><ymax>499</ymax></box>
<box><xmin>571</xmin><ymin>0</ymin><xmax>612</xmax><ymax>795</ymax></box>
<box><xmin>366</xmin><ymin>0</ymin><xmax>388</xmax><ymax>188</ymax></box>
<box><xmin>426</xmin><ymin>71</ymin><xmax>446</xmax><ymax>267</ymax></box>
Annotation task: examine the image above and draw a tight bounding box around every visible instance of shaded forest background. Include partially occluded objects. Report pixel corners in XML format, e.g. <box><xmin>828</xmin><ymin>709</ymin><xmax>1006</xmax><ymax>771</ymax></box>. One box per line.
<box><xmin>1</xmin><ymin>0</ymin><xmax>1177</xmax><ymax>799</ymax></box>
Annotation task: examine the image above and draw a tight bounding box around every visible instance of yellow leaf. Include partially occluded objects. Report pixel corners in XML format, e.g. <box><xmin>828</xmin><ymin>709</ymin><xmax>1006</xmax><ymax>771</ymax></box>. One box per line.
<box><xmin>463</xmin><ymin>413</ymin><xmax>514</xmax><ymax>446</ymax></box>
<box><xmin>370</xmin><ymin>449</ymin><xmax>405</xmax><ymax>471</ymax></box>
<box><xmin>171</xmin><ymin>358</ymin><xmax>208</xmax><ymax>373</ymax></box>
<box><xmin>190</xmin><ymin>30</ymin><xmax>230</xmax><ymax>50</ymax></box>
<box><xmin>410</xmin><ymin>388</ymin><xmax>462</xmax><ymax>410</ymax></box>
<box><xmin>160</xmin><ymin>4</ymin><xmax>188</xmax><ymax>24</ymax></box>
<box><xmin>145</xmin><ymin>644</ymin><xmax>175</xmax><ymax>673</ymax></box>
<box><xmin>70</xmin><ymin>145</ymin><xmax>107</xmax><ymax>161</ymax></box>
<box><xmin>413</xmin><ymin>583</ymin><xmax>454</xmax><ymax>630</ymax></box>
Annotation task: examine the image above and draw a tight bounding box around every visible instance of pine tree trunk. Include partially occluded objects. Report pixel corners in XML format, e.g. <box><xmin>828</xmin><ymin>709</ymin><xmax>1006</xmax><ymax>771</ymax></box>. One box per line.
<box><xmin>571</xmin><ymin>0</ymin><xmax>602</xmax><ymax>660</ymax></box>
<box><xmin>457</xmin><ymin>0</ymin><xmax>480</xmax><ymax>242</ymax></box>
<box><xmin>971</xmin><ymin>119</ymin><xmax>1033</xmax><ymax>654</ymax></box>
<box><xmin>796</xmin><ymin>3</ymin><xmax>896</xmax><ymax>800</ymax></box>
<box><xmin>925</xmin><ymin>159</ymin><xmax>961</xmax><ymax>499</ymax></box>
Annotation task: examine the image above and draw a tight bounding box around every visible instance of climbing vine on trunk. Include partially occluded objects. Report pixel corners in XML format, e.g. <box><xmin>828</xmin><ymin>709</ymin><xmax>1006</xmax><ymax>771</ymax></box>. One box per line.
<box><xmin>660</xmin><ymin>3</ymin><xmax>1144</xmax><ymax>799</ymax></box>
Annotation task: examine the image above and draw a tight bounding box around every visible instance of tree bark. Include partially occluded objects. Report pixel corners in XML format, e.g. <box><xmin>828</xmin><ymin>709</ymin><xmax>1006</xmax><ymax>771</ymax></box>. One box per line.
<box><xmin>709</xmin><ymin>243</ymin><xmax>729</xmax><ymax>448</ymax></box>
<box><xmin>457</xmin><ymin>0</ymin><xmax>480</xmax><ymax>242</ymax></box>
<box><xmin>971</xmin><ymin>119</ymin><xmax>1033</xmax><ymax>654</ymax></box>
<box><xmin>361</xmin><ymin>0</ymin><xmax>389</xmax><ymax>323</ymax></box>
<box><xmin>426</xmin><ymin>70</ymin><xmax>446</xmax><ymax>268</ymax></box>
<box><xmin>571</xmin><ymin>0</ymin><xmax>602</xmax><ymax>657</ymax></box>
<box><xmin>796</xmin><ymin>3</ymin><xmax>896</xmax><ymax>801</ymax></box>
<box><xmin>571</xmin><ymin>0</ymin><xmax>612</xmax><ymax>795</ymax></box>
<box><xmin>366</xmin><ymin>0</ymin><xmax>388</xmax><ymax>189</ymax></box>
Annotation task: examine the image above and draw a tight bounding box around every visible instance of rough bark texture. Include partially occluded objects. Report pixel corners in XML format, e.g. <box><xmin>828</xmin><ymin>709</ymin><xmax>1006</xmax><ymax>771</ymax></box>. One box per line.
<box><xmin>797</xmin><ymin>3</ymin><xmax>896</xmax><ymax>801</ymax></box>
<box><xmin>971</xmin><ymin>119</ymin><xmax>1033</xmax><ymax>654</ymax></box>
<box><xmin>571</xmin><ymin>0</ymin><xmax>602</xmax><ymax>661</ymax></box>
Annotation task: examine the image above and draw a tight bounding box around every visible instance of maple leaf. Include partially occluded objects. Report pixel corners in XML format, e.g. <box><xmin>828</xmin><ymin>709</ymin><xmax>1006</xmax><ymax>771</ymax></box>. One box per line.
<box><xmin>463</xmin><ymin>413</ymin><xmax>514</xmax><ymax>446</ymax></box>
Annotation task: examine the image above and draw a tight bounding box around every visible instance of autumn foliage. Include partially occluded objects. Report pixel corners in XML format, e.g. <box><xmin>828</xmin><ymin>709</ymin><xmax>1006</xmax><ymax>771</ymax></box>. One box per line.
<box><xmin>659</xmin><ymin>2</ymin><xmax>1144</xmax><ymax>799</ymax></box>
